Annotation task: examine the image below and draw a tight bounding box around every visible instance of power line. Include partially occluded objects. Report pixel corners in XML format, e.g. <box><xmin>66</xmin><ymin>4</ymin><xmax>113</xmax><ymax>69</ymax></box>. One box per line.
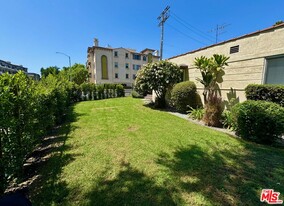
<box><xmin>157</xmin><ymin>6</ymin><xmax>170</xmax><ymax>60</ymax></box>
<box><xmin>166</xmin><ymin>22</ymin><xmax>206</xmax><ymax>46</ymax></box>
<box><xmin>171</xmin><ymin>12</ymin><xmax>215</xmax><ymax>42</ymax></box>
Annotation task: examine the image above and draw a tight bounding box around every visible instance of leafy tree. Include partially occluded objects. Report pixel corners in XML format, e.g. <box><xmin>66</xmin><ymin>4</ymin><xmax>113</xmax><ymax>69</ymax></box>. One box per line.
<box><xmin>135</xmin><ymin>60</ymin><xmax>182</xmax><ymax>107</ymax></box>
<box><xmin>60</xmin><ymin>63</ymin><xmax>88</xmax><ymax>85</ymax></box>
<box><xmin>194</xmin><ymin>54</ymin><xmax>229</xmax><ymax>104</ymax></box>
<box><xmin>40</xmin><ymin>66</ymin><xmax>60</xmax><ymax>78</ymax></box>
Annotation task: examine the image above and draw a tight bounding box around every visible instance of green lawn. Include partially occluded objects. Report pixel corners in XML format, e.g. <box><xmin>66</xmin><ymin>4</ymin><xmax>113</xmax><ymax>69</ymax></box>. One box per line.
<box><xmin>30</xmin><ymin>97</ymin><xmax>284</xmax><ymax>206</ymax></box>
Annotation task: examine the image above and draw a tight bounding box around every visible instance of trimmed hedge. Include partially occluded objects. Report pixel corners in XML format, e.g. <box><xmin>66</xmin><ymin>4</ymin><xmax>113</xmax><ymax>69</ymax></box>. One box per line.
<box><xmin>0</xmin><ymin>73</ymin><xmax>125</xmax><ymax>194</ymax></box>
<box><xmin>170</xmin><ymin>81</ymin><xmax>202</xmax><ymax>113</ymax></box>
<box><xmin>245</xmin><ymin>84</ymin><xmax>284</xmax><ymax>107</ymax></box>
<box><xmin>232</xmin><ymin>100</ymin><xmax>284</xmax><ymax>144</ymax></box>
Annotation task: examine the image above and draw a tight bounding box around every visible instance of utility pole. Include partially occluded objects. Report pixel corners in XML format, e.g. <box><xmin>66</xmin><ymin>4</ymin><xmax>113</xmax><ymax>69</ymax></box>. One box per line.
<box><xmin>157</xmin><ymin>6</ymin><xmax>170</xmax><ymax>60</ymax></box>
<box><xmin>210</xmin><ymin>24</ymin><xmax>230</xmax><ymax>43</ymax></box>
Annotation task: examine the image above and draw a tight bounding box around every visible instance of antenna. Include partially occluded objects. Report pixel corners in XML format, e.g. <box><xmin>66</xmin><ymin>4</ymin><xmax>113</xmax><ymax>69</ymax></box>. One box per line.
<box><xmin>157</xmin><ymin>6</ymin><xmax>170</xmax><ymax>60</ymax></box>
<box><xmin>209</xmin><ymin>24</ymin><xmax>230</xmax><ymax>43</ymax></box>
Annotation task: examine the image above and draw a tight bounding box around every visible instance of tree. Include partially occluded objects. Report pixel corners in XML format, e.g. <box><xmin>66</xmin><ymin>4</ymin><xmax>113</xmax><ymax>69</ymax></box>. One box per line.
<box><xmin>194</xmin><ymin>54</ymin><xmax>229</xmax><ymax>104</ymax></box>
<box><xmin>134</xmin><ymin>60</ymin><xmax>182</xmax><ymax>107</ymax></box>
<box><xmin>40</xmin><ymin>66</ymin><xmax>60</xmax><ymax>78</ymax></box>
<box><xmin>60</xmin><ymin>63</ymin><xmax>88</xmax><ymax>85</ymax></box>
<box><xmin>194</xmin><ymin>54</ymin><xmax>229</xmax><ymax>127</ymax></box>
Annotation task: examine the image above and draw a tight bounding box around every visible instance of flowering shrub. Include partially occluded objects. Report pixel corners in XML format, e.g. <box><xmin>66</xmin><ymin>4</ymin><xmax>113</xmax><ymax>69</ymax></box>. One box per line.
<box><xmin>134</xmin><ymin>60</ymin><xmax>182</xmax><ymax>107</ymax></box>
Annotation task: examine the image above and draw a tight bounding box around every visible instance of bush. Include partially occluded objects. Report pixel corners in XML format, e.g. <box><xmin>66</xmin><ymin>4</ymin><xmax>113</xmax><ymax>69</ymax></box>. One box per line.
<box><xmin>203</xmin><ymin>94</ymin><xmax>224</xmax><ymax>127</ymax></box>
<box><xmin>232</xmin><ymin>100</ymin><xmax>284</xmax><ymax>144</ymax></box>
<box><xmin>245</xmin><ymin>84</ymin><xmax>284</xmax><ymax>107</ymax></box>
<box><xmin>116</xmin><ymin>84</ymin><xmax>125</xmax><ymax>97</ymax></box>
<box><xmin>134</xmin><ymin>60</ymin><xmax>182</xmax><ymax>108</ymax></box>
<box><xmin>188</xmin><ymin>107</ymin><xmax>204</xmax><ymax>120</ymax></box>
<box><xmin>170</xmin><ymin>81</ymin><xmax>202</xmax><ymax>113</ymax></box>
<box><xmin>221</xmin><ymin>110</ymin><xmax>236</xmax><ymax>130</ymax></box>
<box><xmin>131</xmin><ymin>90</ymin><xmax>143</xmax><ymax>98</ymax></box>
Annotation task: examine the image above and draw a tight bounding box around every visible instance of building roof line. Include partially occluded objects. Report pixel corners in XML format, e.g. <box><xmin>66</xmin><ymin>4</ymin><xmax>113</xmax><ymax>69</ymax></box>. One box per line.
<box><xmin>168</xmin><ymin>23</ymin><xmax>284</xmax><ymax>60</ymax></box>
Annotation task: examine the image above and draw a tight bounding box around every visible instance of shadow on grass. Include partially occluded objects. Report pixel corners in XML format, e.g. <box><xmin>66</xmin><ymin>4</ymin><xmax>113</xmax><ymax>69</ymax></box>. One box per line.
<box><xmin>28</xmin><ymin>106</ymin><xmax>83</xmax><ymax>206</ymax></box>
<box><xmin>156</xmin><ymin>143</ymin><xmax>284</xmax><ymax>205</ymax></box>
<box><xmin>84</xmin><ymin>162</ymin><xmax>179</xmax><ymax>206</ymax></box>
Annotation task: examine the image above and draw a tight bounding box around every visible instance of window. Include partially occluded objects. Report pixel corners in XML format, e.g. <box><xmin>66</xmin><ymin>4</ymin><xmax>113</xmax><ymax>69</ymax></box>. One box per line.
<box><xmin>125</xmin><ymin>53</ymin><xmax>129</xmax><ymax>58</ymax></box>
<box><xmin>125</xmin><ymin>63</ymin><xmax>129</xmax><ymax>69</ymax></box>
<box><xmin>101</xmin><ymin>55</ymin><xmax>108</xmax><ymax>79</ymax></box>
<box><xmin>133</xmin><ymin>74</ymin><xmax>136</xmax><ymax>79</ymax></box>
<box><xmin>133</xmin><ymin>54</ymin><xmax>141</xmax><ymax>60</ymax></box>
<box><xmin>230</xmin><ymin>45</ymin><xmax>239</xmax><ymax>54</ymax></box>
<box><xmin>114</xmin><ymin>51</ymin><xmax>118</xmax><ymax>57</ymax></box>
<box><xmin>148</xmin><ymin>53</ymin><xmax>153</xmax><ymax>63</ymax></box>
<box><xmin>115</xmin><ymin>73</ymin><xmax>118</xmax><ymax>78</ymax></box>
<box><xmin>133</xmin><ymin>64</ymin><xmax>141</xmax><ymax>70</ymax></box>
<box><xmin>265</xmin><ymin>56</ymin><xmax>284</xmax><ymax>84</ymax></box>
<box><xmin>143</xmin><ymin>56</ymin><xmax>147</xmax><ymax>61</ymax></box>
<box><xmin>126</xmin><ymin>74</ymin><xmax>129</xmax><ymax>79</ymax></box>
<box><xmin>115</xmin><ymin>62</ymin><xmax>118</xmax><ymax>68</ymax></box>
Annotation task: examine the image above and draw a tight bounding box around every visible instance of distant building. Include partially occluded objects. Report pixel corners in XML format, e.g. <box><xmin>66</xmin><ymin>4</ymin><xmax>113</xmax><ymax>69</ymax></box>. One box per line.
<box><xmin>0</xmin><ymin>60</ymin><xmax>28</xmax><ymax>75</ymax></box>
<box><xmin>27</xmin><ymin>72</ymin><xmax>41</xmax><ymax>81</ymax></box>
<box><xmin>168</xmin><ymin>23</ymin><xmax>284</xmax><ymax>102</ymax></box>
<box><xmin>87</xmin><ymin>38</ymin><xmax>159</xmax><ymax>87</ymax></box>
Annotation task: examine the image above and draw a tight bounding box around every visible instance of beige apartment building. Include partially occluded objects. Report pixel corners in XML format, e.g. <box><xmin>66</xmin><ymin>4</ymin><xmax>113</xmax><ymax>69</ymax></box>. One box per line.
<box><xmin>87</xmin><ymin>39</ymin><xmax>159</xmax><ymax>87</ymax></box>
<box><xmin>168</xmin><ymin>23</ymin><xmax>284</xmax><ymax>102</ymax></box>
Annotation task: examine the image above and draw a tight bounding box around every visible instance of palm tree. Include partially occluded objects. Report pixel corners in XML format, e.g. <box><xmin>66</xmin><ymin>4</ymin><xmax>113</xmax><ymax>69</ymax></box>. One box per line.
<box><xmin>194</xmin><ymin>54</ymin><xmax>229</xmax><ymax>104</ymax></box>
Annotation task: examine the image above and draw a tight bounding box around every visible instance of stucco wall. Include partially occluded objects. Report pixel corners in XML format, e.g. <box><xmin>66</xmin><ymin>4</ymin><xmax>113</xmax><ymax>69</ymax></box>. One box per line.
<box><xmin>169</xmin><ymin>26</ymin><xmax>284</xmax><ymax>102</ymax></box>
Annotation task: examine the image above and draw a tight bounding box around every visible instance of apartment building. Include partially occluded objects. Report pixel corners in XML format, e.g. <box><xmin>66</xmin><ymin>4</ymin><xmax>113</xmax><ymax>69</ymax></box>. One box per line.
<box><xmin>0</xmin><ymin>60</ymin><xmax>28</xmax><ymax>75</ymax></box>
<box><xmin>87</xmin><ymin>39</ymin><xmax>159</xmax><ymax>87</ymax></box>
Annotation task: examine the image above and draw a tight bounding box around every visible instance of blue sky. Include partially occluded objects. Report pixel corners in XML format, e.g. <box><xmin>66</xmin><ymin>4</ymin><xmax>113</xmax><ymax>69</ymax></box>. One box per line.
<box><xmin>0</xmin><ymin>0</ymin><xmax>283</xmax><ymax>74</ymax></box>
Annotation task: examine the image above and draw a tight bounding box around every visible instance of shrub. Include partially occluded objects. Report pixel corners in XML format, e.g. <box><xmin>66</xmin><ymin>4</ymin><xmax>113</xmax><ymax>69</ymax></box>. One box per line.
<box><xmin>203</xmin><ymin>94</ymin><xmax>224</xmax><ymax>127</ymax></box>
<box><xmin>188</xmin><ymin>107</ymin><xmax>204</xmax><ymax>120</ymax></box>
<box><xmin>245</xmin><ymin>84</ymin><xmax>284</xmax><ymax>107</ymax></box>
<box><xmin>232</xmin><ymin>100</ymin><xmax>284</xmax><ymax>144</ymax></box>
<box><xmin>170</xmin><ymin>81</ymin><xmax>202</xmax><ymax>113</ymax></box>
<box><xmin>116</xmin><ymin>84</ymin><xmax>125</xmax><ymax>97</ymax></box>
<box><xmin>131</xmin><ymin>90</ymin><xmax>144</xmax><ymax>98</ymax></box>
<box><xmin>221</xmin><ymin>110</ymin><xmax>236</xmax><ymax>130</ymax></box>
<box><xmin>134</xmin><ymin>60</ymin><xmax>182</xmax><ymax>108</ymax></box>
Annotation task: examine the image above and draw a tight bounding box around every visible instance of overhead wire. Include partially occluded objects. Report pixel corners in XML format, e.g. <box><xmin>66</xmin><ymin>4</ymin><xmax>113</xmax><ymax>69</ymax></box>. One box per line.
<box><xmin>170</xmin><ymin>12</ymin><xmax>215</xmax><ymax>43</ymax></box>
<box><xmin>166</xmin><ymin>22</ymin><xmax>207</xmax><ymax>46</ymax></box>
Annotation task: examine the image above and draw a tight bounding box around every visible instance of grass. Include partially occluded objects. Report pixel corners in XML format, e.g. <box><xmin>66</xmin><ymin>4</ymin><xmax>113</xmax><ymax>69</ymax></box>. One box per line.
<box><xmin>30</xmin><ymin>97</ymin><xmax>284</xmax><ymax>205</ymax></box>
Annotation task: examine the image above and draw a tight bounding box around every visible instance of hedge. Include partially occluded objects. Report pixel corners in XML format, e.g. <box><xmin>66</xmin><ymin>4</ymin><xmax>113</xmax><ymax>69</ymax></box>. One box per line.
<box><xmin>0</xmin><ymin>72</ymin><xmax>125</xmax><ymax>194</ymax></box>
<box><xmin>245</xmin><ymin>84</ymin><xmax>284</xmax><ymax>107</ymax></box>
<box><xmin>232</xmin><ymin>100</ymin><xmax>284</xmax><ymax>144</ymax></box>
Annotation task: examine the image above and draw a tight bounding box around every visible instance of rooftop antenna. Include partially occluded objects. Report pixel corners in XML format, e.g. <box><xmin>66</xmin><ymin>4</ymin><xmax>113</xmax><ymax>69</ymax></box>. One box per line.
<box><xmin>209</xmin><ymin>24</ymin><xmax>230</xmax><ymax>43</ymax></box>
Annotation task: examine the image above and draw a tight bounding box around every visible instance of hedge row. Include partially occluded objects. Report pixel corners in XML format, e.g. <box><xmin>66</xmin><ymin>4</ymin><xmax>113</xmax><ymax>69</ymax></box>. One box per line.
<box><xmin>231</xmin><ymin>100</ymin><xmax>284</xmax><ymax>144</ymax></box>
<box><xmin>79</xmin><ymin>82</ymin><xmax>125</xmax><ymax>101</ymax></box>
<box><xmin>0</xmin><ymin>72</ymin><xmax>124</xmax><ymax>194</ymax></box>
<box><xmin>245</xmin><ymin>84</ymin><xmax>284</xmax><ymax>107</ymax></box>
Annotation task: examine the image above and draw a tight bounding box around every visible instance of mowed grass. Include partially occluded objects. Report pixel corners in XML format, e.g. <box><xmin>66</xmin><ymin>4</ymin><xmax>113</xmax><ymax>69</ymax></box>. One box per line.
<box><xmin>30</xmin><ymin>97</ymin><xmax>284</xmax><ymax>206</ymax></box>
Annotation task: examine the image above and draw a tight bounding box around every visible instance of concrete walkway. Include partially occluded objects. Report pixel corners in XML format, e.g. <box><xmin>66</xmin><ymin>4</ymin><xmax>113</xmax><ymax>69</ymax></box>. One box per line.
<box><xmin>168</xmin><ymin>111</ymin><xmax>239</xmax><ymax>138</ymax></box>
